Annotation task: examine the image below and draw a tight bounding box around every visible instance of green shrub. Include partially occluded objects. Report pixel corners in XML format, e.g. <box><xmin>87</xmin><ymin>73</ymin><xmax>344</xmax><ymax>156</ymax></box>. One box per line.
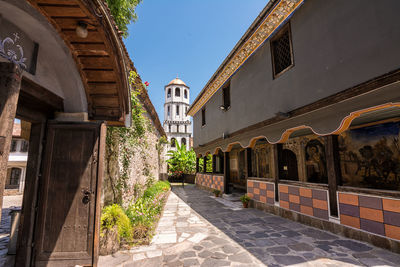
<box><xmin>101</xmin><ymin>204</ymin><xmax>132</xmax><ymax>241</ymax></box>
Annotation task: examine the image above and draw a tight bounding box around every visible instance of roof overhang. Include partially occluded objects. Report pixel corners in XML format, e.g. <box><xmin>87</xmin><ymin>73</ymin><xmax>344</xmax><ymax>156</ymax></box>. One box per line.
<box><xmin>27</xmin><ymin>0</ymin><xmax>131</xmax><ymax>126</ymax></box>
<box><xmin>187</xmin><ymin>0</ymin><xmax>304</xmax><ymax>117</ymax></box>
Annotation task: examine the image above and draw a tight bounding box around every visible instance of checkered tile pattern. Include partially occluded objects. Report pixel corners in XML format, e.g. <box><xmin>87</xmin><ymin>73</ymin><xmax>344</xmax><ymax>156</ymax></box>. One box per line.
<box><xmin>338</xmin><ymin>192</ymin><xmax>400</xmax><ymax>241</ymax></box>
<box><xmin>212</xmin><ymin>175</ymin><xmax>224</xmax><ymax>191</ymax></box>
<box><xmin>247</xmin><ymin>180</ymin><xmax>275</xmax><ymax>205</ymax></box>
<box><xmin>279</xmin><ymin>184</ymin><xmax>329</xmax><ymax>220</ymax></box>
<box><xmin>195</xmin><ymin>173</ymin><xmax>224</xmax><ymax>192</ymax></box>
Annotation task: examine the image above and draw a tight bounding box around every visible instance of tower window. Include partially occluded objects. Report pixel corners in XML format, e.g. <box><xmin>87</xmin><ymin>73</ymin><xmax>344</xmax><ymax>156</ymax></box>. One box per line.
<box><xmin>168</xmin><ymin>125</ymin><xmax>171</xmax><ymax>132</ymax></box>
<box><xmin>177</xmin><ymin>125</ymin><xmax>179</xmax><ymax>133</ymax></box>
<box><xmin>175</xmin><ymin>88</ymin><xmax>180</xmax><ymax>97</ymax></box>
<box><xmin>222</xmin><ymin>83</ymin><xmax>231</xmax><ymax>109</ymax></box>
<box><xmin>201</xmin><ymin>108</ymin><xmax>206</xmax><ymax>126</ymax></box>
<box><xmin>271</xmin><ymin>23</ymin><xmax>294</xmax><ymax>78</ymax></box>
<box><xmin>182</xmin><ymin>138</ymin><xmax>186</xmax><ymax>146</ymax></box>
<box><xmin>167</xmin><ymin>105</ymin><xmax>170</xmax><ymax>116</ymax></box>
<box><xmin>167</xmin><ymin>88</ymin><xmax>171</xmax><ymax>98</ymax></box>
<box><xmin>185</xmin><ymin>125</ymin><xmax>187</xmax><ymax>133</ymax></box>
<box><xmin>184</xmin><ymin>90</ymin><xmax>188</xmax><ymax>99</ymax></box>
<box><xmin>171</xmin><ymin>138</ymin><xmax>176</xmax><ymax>147</ymax></box>
<box><xmin>176</xmin><ymin>105</ymin><xmax>179</xmax><ymax>116</ymax></box>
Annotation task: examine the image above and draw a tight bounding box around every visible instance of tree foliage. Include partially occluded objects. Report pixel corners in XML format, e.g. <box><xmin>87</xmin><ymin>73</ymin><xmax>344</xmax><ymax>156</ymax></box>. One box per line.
<box><xmin>106</xmin><ymin>0</ymin><xmax>142</xmax><ymax>38</ymax></box>
<box><xmin>166</xmin><ymin>140</ymin><xmax>196</xmax><ymax>176</ymax></box>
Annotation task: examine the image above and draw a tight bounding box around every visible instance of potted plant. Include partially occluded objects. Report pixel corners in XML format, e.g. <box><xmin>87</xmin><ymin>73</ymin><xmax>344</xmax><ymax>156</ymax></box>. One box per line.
<box><xmin>240</xmin><ymin>194</ymin><xmax>251</xmax><ymax>208</ymax></box>
<box><xmin>213</xmin><ymin>189</ymin><xmax>221</xmax><ymax>197</ymax></box>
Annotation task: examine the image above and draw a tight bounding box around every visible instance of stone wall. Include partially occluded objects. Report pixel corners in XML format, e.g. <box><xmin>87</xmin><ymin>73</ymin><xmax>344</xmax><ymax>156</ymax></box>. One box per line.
<box><xmin>102</xmin><ymin>112</ymin><xmax>167</xmax><ymax>207</ymax></box>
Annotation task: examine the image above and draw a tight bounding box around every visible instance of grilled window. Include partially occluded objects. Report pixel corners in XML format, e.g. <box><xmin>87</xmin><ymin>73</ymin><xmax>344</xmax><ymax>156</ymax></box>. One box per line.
<box><xmin>201</xmin><ymin>108</ymin><xmax>206</xmax><ymax>126</ymax></box>
<box><xmin>271</xmin><ymin>24</ymin><xmax>293</xmax><ymax>77</ymax></box>
<box><xmin>222</xmin><ymin>83</ymin><xmax>230</xmax><ymax>109</ymax></box>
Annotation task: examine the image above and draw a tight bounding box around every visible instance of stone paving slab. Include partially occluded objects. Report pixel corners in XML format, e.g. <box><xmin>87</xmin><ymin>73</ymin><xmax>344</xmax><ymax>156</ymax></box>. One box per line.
<box><xmin>99</xmin><ymin>185</ymin><xmax>400</xmax><ymax>266</ymax></box>
<box><xmin>99</xmin><ymin>188</ymin><xmax>264</xmax><ymax>267</ymax></box>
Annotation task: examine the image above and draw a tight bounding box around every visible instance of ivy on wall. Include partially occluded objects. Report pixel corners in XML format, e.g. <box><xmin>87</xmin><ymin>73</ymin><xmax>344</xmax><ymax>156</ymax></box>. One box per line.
<box><xmin>105</xmin><ymin>71</ymin><xmax>166</xmax><ymax>205</ymax></box>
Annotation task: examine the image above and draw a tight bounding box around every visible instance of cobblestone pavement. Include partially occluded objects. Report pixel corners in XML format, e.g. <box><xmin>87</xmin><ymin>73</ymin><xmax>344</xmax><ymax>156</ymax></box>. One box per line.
<box><xmin>100</xmin><ymin>185</ymin><xmax>400</xmax><ymax>266</ymax></box>
<box><xmin>0</xmin><ymin>194</ymin><xmax>23</xmax><ymax>267</ymax></box>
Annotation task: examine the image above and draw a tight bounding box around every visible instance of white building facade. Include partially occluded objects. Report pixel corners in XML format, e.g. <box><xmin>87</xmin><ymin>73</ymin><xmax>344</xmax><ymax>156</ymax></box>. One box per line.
<box><xmin>163</xmin><ymin>78</ymin><xmax>192</xmax><ymax>151</ymax></box>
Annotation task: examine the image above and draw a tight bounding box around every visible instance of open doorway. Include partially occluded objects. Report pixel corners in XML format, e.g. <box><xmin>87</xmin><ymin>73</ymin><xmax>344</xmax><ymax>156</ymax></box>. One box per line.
<box><xmin>0</xmin><ymin>119</ymin><xmax>30</xmax><ymax>265</ymax></box>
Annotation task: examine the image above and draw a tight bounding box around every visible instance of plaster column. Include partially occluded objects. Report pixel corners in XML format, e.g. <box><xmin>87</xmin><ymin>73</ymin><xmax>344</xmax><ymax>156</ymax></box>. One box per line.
<box><xmin>212</xmin><ymin>155</ymin><xmax>216</xmax><ymax>173</ymax></box>
<box><xmin>0</xmin><ymin>62</ymin><xmax>22</xmax><ymax>221</ymax></box>
<box><xmin>203</xmin><ymin>156</ymin><xmax>207</xmax><ymax>173</ymax></box>
<box><xmin>223</xmin><ymin>152</ymin><xmax>230</xmax><ymax>193</ymax></box>
<box><xmin>273</xmin><ymin>144</ymin><xmax>282</xmax><ymax>201</ymax></box>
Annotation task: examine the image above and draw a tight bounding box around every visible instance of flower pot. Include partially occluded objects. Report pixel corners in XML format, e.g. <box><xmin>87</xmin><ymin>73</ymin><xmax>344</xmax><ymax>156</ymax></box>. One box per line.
<box><xmin>242</xmin><ymin>202</ymin><xmax>248</xmax><ymax>208</ymax></box>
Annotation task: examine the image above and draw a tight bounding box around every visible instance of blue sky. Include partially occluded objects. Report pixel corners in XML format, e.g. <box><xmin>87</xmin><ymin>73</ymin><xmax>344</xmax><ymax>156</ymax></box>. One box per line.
<box><xmin>126</xmin><ymin>0</ymin><xmax>268</xmax><ymax>120</ymax></box>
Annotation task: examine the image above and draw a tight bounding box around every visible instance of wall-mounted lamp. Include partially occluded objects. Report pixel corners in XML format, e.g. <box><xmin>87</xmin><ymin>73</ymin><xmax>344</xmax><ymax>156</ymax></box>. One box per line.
<box><xmin>76</xmin><ymin>21</ymin><xmax>88</xmax><ymax>38</ymax></box>
<box><xmin>219</xmin><ymin>105</ymin><xmax>226</xmax><ymax>111</ymax></box>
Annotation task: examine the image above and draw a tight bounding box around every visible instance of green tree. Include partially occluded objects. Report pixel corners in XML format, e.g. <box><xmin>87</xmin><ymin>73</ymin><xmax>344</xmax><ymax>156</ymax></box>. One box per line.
<box><xmin>106</xmin><ymin>0</ymin><xmax>142</xmax><ymax>38</ymax></box>
<box><xmin>166</xmin><ymin>140</ymin><xmax>196</xmax><ymax>176</ymax></box>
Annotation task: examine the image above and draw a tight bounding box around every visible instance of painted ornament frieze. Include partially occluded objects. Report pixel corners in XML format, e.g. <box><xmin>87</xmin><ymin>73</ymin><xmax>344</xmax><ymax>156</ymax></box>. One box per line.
<box><xmin>188</xmin><ymin>0</ymin><xmax>304</xmax><ymax>116</ymax></box>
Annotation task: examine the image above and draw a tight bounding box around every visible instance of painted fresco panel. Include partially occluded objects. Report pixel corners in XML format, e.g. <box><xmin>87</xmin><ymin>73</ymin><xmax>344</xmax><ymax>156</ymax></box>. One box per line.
<box><xmin>339</xmin><ymin>122</ymin><xmax>400</xmax><ymax>191</ymax></box>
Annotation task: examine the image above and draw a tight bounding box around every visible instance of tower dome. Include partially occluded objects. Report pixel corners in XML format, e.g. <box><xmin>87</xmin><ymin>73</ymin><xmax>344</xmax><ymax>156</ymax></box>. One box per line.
<box><xmin>168</xmin><ymin>78</ymin><xmax>187</xmax><ymax>87</ymax></box>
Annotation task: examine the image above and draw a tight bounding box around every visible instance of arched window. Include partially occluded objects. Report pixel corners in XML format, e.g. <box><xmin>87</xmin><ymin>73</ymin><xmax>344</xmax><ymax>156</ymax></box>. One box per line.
<box><xmin>184</xmin><ymin>90</ymin><xmax>188</xmax><ymax>99</ymax></box>
<box><xmin>181</xmin><ymin>138</ymin><xmax>186</xmax><ymax>146</ymax></box>
<box><xmin>167</xmin><ymin>88</ymin><xmax>171</xmax><ymax>98</ymax></box>
<box><xmin>171</xmin><ymin>138</ymin><xmax>176</xmax><ymax>147</ymax></box>
<box><xmin>9</xmin><ymin>168</ymin><xmax>21</xmax><ymax>185</ymax></box>
<box><xmin>175</xmin><ymin>88</ymin><xmax>180</xmax><ymax>97</ymax></box>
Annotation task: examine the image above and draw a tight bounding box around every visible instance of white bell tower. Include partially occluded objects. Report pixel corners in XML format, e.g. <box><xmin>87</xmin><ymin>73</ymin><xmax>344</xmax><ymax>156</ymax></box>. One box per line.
<box><xmin>163</xmin><ymin>77</ymin><xmax>192</xmax><ymax>151</ymax></box>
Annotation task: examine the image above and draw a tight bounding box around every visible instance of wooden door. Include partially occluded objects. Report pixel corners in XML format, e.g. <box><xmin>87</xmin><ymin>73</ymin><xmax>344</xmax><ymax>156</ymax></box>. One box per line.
<box><xmin>33</xmin><ymin>122</ymin><xmax>105</xmax><ymax>267</ymax></box>
<box><xmin>280</xmin><ymin>149</ymin><xmax>299</xmax><ymax>181</ymax></box>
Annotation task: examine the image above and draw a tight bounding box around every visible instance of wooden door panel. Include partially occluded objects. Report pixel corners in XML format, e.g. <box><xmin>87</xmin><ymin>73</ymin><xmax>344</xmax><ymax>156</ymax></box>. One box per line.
<box><xmin>34</xmin><ymin>122</ymin><xmax>103</xmax><ymax>266</ymax></box>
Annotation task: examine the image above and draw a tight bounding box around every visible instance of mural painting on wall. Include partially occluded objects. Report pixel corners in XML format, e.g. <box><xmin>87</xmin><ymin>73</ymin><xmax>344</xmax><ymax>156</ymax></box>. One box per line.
<box><xmin>339</xmin><ymin>122</ymin><xmax>400</xmax><ymax>190</ymax></box>
<box><xmin>251</xmin><ymin>142</ymin><xmax>272</xmax><ymax>178</ymax></box>
<box><xmin>305</xmin><ymin>139</ymin><xmax>327</xmax><ymax>184</ymax></box>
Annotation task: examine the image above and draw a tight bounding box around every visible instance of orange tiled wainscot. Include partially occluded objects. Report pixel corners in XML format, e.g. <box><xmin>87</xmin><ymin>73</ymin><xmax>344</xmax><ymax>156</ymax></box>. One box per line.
<box><xmin>247</xmin><ymin>180</ymin><xmax>275</xmax><ymax>205</ymax></box>
<box><xmin>195</xmin><ymin>173</ymin><xmax>224</xmax><ymax>192</ymax></box>
<box><xmin>279</xmin><ymin>184</ymin><xmax>329</xmax><ymax>220</ymax></box>
<box><xmin>338</xmin><ymin>192</ymin><xmax>400</xmax><ymax>241</ymax></box>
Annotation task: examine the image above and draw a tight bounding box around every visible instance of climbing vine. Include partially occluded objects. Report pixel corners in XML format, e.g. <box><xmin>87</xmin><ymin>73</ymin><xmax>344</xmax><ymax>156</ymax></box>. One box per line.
<box><xmin>105</xmin><ymin>71</ymin><xmax>156</xmax><ymax>204</ymax></box>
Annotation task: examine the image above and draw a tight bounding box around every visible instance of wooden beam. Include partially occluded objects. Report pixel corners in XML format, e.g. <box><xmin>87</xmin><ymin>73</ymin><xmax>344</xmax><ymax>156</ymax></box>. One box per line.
<box><xmin>15</xmin><ymin>123</ymin><xmax>46</xmax><ymax>267</ymax></box>
<box><xmin>224</xmin><ymin>152</ymin><xmax>230</xmax><ymax>193</ymax></box>
<box><xmin>325</xmin><ymin>135</ymin><xmax>342</xmax><ymax>217</ymax></box>
<box><xmin>273</xmin><ymin>144</ymin><xmax>282</xmax><ymax>201</ymax></box>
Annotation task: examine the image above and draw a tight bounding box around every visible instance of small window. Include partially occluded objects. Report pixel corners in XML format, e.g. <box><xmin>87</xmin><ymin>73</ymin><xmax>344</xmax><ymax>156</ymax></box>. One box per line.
<box><xmin>9</xmin><ymin>168</ymin><xmax>21</xmax><ymax>185</ymax></box>
<box><xmin>168</xmin><ymin>125</ymin><xmax>171</xmax><ymax>132</ymax></box>
<box><xmin>271</xmin><ymin>23</ymin><xmax>294</xmax><ymax>77</ymax></box>
<box><xmin>175</xmin><ymin>88</ymin><xmax>180</xmax><ymax>97</ymax></box>
<box><xmin>176</xmin><ymin>105</ymin><xmax>180</xmax><ymax>116</ymax></box>
<box><xmin>185</xmin><ymin>125</ymin><xmax>187</xmax><ymax>133</ymax></box>
<box><xmin>171</xmin><ymin>138</ymin><xmax>176</xmax><ymax>147</ymax></box>
<box><xmin>167</xmin><ymin>88</ymin><xmax>171</xmax><ymax>98</ymax></box>
<box><xmin>185</xmin><ymin>107</ymin><xmax>188</xmax><ymax>114</ymax></box>
<box><xmin>10</xmin><ymin>140</ymin><xmax>17</xmax><ymax>152</ymax></box>
<box><xmin>167</xmin><ymin>106</ymin><xmax>170</xmax><ymax>116</ymax></box>
<box><xmin>182</xmin><ymin>138</ymin><xmax>186</xmax><ymax>146</ymax></box>
<box><xmin>201</xmin><ymin>108</ymin><xmax>206</xmax><ymax>126</ymax></box>
<box><xmin>177</xmin><ymin>125</ymin><xmax>179</xmax><ymax>133</ymax></box>
<box><xmin>222</xmin><ymin>83</ymin><xmax>231</xmax><ymax>109</ymax></box>
<box><xmin>21</xmin><ymin>140</ymin><xmax>29</xmax><ymax>152</ymax></box>
<box><xmin>184</xmin><ymin>90</ymin><xmax>188</xmax><ymax>99</ymax></box>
